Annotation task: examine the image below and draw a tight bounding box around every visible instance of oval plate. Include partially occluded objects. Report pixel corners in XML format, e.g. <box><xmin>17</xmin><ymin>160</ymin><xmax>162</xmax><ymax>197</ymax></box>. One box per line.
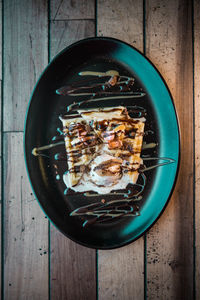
<box><xmin>24</xmin><ymin>37</ymin><xmax>180</xmax><ymax>249</ymax></box>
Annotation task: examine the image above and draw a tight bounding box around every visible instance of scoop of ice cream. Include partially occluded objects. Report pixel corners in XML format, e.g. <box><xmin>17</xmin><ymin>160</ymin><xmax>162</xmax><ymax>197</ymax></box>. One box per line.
<box><xmin>90</xmin><ymin>154</ymin><xmax>122</xmax><ymax>187</ymax></box>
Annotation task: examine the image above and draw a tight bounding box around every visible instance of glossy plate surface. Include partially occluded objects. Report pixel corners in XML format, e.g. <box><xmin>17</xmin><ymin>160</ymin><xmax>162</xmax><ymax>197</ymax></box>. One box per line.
<box><xmin>24</xmin><ymin>37</ymin><xmax>180</xmax><ymax>249</ymax></box>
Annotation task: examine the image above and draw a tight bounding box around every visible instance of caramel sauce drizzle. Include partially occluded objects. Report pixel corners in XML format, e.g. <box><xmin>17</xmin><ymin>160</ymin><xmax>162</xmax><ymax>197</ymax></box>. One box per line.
<box><xmin>66</xmin><ymin>94</ymin><xmax>145</xmax><ymax>112</ymax></box>
<box><xmin>32</xmin><ymin>141</ymin><xmax>64</xmax><ymax>156</ymax></box>
<box><xmin>56</xmin><ymin>69</ymin><xmax>145</xmax><ymax>112</ymax></box>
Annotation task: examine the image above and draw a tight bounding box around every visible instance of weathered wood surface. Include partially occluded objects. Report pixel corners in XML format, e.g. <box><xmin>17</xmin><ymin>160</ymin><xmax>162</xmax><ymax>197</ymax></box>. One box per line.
<box><xmin>50</xmin><ymin>5</ymin><xmax>96</xmax><ymax>300</ymax></box>
<box><xmin>50</xmin><ymin>20</ymin><xmax>95</xmax><ymax>60</ymax></box>
<box><xmin>194</xmin><ymin>0</ymin><xmax>200</xmax><ymax>298</ymax></box>
<box><xmin>0</xmin><ymin>1</ymin><xmax>2</xmax><ymax>296</ymax></box>
<box><xmin>98</xmin><ymin>0</ymin><xmax>143</xmax><ymax>49</ymax></box>
<box><xmin>0</xmin><ymin>86</ymin><xmax>1</xmax><ymax>299</ymax></box>
<box><xmin>3</xmin><ymin>0</ymin><xmax>48</xmax><ymax>131</ymax></box>
<box><xmin>98</xmin><ymin>243</ymin><xmax>144</xmax><ymax>300</ymax></box>
<box><xmin>1</xmin><ymin>0</ymin><xmax>198</xmax><ymax>299</ymax></box>
<box><xmin>51</xmin><ymin>0</ymin><xmax>95</xmax><ymax>20</ymax></box>
<box><xmin>4</xmin><ymin>133</ymin><xmax>49</xmax><ymax>299</ymax></box>
<box><xmin>3</xmin><ymin>1</ymin><xmax>49</xmax><ymax>299</ymax></box>
<box><xmin>50</xmin><ymin>230</ymin><xmax>96</xmax><ymax>300</ymax></box>
<box><xmin>0</xmin><ymin>0</ymin><xmax>2</xmax><ymax>79</ymax></box>
<box><xmin>97</xmin><ymin>1</ymin><xmax>144</xmax><ymax>299</ymax></box>
<box><xmin>146</xmin><ymin>0</ymin><xmax>194</xmax><ymax>299</ymax></box>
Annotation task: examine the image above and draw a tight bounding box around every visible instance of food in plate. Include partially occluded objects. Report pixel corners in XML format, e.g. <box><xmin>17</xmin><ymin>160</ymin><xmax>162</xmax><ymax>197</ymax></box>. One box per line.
<box><xmin>60</xmin><ymin>106</ymin><xmax>145</xmax><ymax>194</ymax></box>
<box><xmin>31</xmin><ymin>69</ymin><xmax>174</xmax><ymax>226</ymax></box>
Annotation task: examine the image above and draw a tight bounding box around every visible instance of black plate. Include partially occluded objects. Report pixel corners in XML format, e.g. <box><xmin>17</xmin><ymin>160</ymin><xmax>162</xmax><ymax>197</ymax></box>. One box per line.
<box><xmin>24</xmin><ymin>37</ymin><xmax>180</xmax><ymax>249</ymax></box>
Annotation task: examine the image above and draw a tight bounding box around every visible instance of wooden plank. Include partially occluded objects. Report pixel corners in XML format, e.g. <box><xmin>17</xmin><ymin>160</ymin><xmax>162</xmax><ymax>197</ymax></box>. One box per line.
<box><xmin>51</xmin><ymin>0</ymin><xmax>95</xmax><ymax>20</ymax></box>
<box><xmin>50</xmin><ymin>230</ymin><xmax>96</xmax><ymax>300</ymax></box>
<box><xmin>3</xmin><ymin>0</ymin><xmax>48</xmax><ymax>131</ymax></box>
<box><xmin>50</xmin><ymin>20</ymin><xmax>95</xmax><ymax>58</ymax></box>
<box><xmin>97</xmin><ymin>1</ymin><xmax>144</xmax><ymax>299</ymax></box>
<box><xmin>0</xmin><ymin>0</ymin><xmax>2</xmax><ymax>79</ymax></box>
<box><xmin>0</xmin><ymin>86</ymin><xmax>2</xmax><ymax>299</ymax></box>
<box><xmin>194</xmin><ymin>0</ymin><xmax>200</xmax><ymax>298</ymax></box>
<box><xmin>98</xmin><ymin>244</ymin><xmax>144</xmax><ymax>300</ymax></box>
<box><xmin>4</xmin><ymin>133</ymin><xmax>49</xmax><ymax>299</ymax></box>
<box><xmin>50</xmin><ymin>19</ymin><xmax>96</xmax><ymax>300</ymax></box>
<box><xmin>0</xmin><ymin>0</ymin><xmax>2</xmax><ymax>297</ymax></box>
<box><xmin>146</xmin><ymin>1</ymin><xmax>194</xmax><ymax>299</ymax></box>
<box><xmin>98</xmin><ymin>0</ymin><xmax>143</xmax><ymax>49</ymax></box>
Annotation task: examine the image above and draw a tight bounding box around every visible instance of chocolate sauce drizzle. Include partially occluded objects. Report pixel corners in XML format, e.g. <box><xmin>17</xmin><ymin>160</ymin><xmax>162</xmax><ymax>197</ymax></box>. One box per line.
<box><xmin>71</xmin><ymin>197</ymin><xmax>141</xmax><ymax>227</ymax></box>
<box><xmin>32</xmin><ymin>69</ymin><xmax>176</xmax><ymax>227</ymax></box>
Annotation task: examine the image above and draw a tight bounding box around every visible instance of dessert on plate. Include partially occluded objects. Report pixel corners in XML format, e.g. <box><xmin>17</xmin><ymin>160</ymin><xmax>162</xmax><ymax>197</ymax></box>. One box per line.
<box><xmin>60</xmin><ymin>106</ymin><xmax>145</xmax><ymax>194</ymax></box>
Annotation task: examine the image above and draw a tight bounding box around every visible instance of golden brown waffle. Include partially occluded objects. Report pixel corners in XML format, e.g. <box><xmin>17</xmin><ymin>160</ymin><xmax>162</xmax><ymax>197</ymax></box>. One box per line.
<box><xmin>60</xmin><ymin>115</ymin><xmax>101</xmax><ymax>187</ymax></box>
<box><xmin>60</xmin><ymin>106</ymin><xmax>145</xmax><ymax>188</ymax></box>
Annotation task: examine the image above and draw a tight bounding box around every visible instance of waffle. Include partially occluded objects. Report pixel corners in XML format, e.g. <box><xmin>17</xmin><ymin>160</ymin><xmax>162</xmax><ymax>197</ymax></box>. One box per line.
<box><xmin>80</xmin><ymin>106</ymin><xmax>145</xmax><ymax>184</ymax></box>
<box><xmin>60</xmin><ymin>115</ymin><xmax>101</xmax><ymax>187</ymax></box>
<box><xmin>60</xmin><ymin>106</ymin><xmax>145</xmax><ymax>189</ymax></box>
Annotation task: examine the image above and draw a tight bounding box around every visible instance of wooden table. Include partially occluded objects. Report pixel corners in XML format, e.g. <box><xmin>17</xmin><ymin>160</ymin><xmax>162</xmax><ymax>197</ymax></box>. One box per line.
<box><xmin>1</xmin><ymin>0</ymin><xmax>199</xmax><ymax>299</ymax></box>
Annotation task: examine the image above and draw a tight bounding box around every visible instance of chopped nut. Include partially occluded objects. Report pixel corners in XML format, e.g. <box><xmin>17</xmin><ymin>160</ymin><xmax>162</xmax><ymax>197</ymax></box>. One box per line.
<box><xmin>108</xmin><ymin>75</ymin><xmax>119</xmax><ymax>86</ymax></box>
<box><xmin>108</xmin><ymin>139</ymin><xmax>123</xmax><ymax>149</ymax></box>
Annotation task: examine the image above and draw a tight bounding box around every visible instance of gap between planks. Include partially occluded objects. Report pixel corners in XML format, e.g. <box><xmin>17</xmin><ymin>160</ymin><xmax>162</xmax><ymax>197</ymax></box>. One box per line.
<box><xmin>50</xmin><ymin>18</ymin><xmax>95</xmax><ymax>21</ymax></box>
<box><xmin>194</xmin><ymin>0</ymin><xmax>200</xmax><ymax>298</ymax></box>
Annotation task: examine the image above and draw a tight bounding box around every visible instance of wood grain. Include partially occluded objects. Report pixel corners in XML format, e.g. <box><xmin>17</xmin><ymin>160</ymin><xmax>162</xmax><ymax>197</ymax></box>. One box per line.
<box><xmin>4</xmin><ymin>133</ymin><xmax>49</xmax><ymax>299</ymax></box>
<box><xmin>0</xmin><ymin>0</ymin><xmax>2</xmax><ymax>79</ymax></box>
<box><xmin>51</xmin><ymin>0</ymin><xmax>95</xmax><ymax>20</ymax></box>
<box><xmin>146</xmin><ymin>1</ymin><xmax>194</xmax><ymax>299</ymax></box>
<box><xmin>0</xmin><ymin>86</ymin><xmax>1</xmax><ymax>299</ymax></box>
<box><xmin>50</xmin><ymin>20</ymin><xmax>95</xmax><ymax>58</ymax></box>
<box><xmin>194</xmin><ymin>0</ymin><xmax>200</xmax><ymax>298</ymax></box>
<box><xmin>3</xmin><ymin>0</ymin><xmax>48</xmax><ymax>131</ymax></box>
<box><xmin>1</xmin><ymin>1</ymin><xmax>198</xmax><ymax>299</ymax></box>
<box><xmin>97</xmin><ymin>1</ymin><xmax>144</xmax><ymax>299</ymax></box>
<box><xmin>0</xmin><ymin>1</ymin><xmax>2</xmax><ymax>296</ymax></box>
<box><xmin>50</xmin><ymin>18</ymin><xmax>96</xmax><ymax>300</ymax></box>
<box><xmin>50</xmin><ymin>230</ymin><xmax>96</xmax><ymax>300</ymax></box>
<box><xmin>98</xmin><ymin>0</ymin><xmax>143</xmax><ymax>49</ymax></box>
<box><xmin>98</xmin><ymin>244</ymin><xmax>144</xmax><ymax>300</ymax></box>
